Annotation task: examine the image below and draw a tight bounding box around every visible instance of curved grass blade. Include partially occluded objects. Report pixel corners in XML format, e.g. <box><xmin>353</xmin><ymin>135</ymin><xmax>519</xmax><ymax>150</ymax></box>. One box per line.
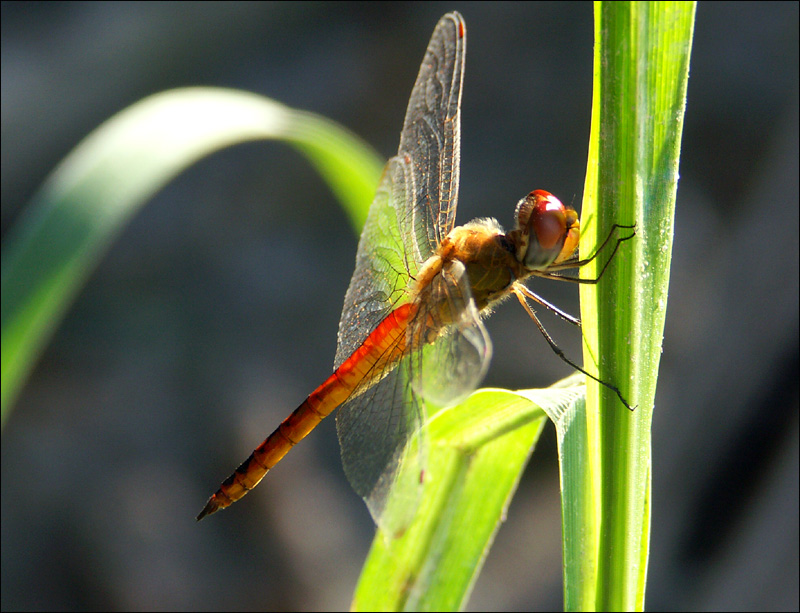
<box><xmin>352</xmin><ymin>375</ymin><xmax>586</xmax><ymax>612</ymax></box>
<box><xmin>1</xmin><ymin>87</ymin><xmax>383</xmax><ymax>423</ymax></box>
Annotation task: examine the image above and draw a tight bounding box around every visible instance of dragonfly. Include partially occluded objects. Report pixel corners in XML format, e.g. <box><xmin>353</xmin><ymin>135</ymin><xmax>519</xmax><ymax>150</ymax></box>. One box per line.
<box><xmin>197</xmin><ymin>12</ymin><xmax>633</xmax><ymax>530</ymax></box>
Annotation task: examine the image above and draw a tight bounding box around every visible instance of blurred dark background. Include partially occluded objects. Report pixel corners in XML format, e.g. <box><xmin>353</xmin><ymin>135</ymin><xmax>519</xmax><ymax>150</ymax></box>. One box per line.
<box><xmin>2</xmin><ymin>2</ymin><xmax>797</xmax><ymax>611</ymax></box>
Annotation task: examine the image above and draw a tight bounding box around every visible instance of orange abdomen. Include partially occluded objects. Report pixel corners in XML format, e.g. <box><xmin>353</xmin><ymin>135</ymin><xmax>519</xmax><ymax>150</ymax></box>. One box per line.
<box><xmin>197</xmin><ymin>303</ymin><xmax>415</xmax><ymax>520</ymax></box>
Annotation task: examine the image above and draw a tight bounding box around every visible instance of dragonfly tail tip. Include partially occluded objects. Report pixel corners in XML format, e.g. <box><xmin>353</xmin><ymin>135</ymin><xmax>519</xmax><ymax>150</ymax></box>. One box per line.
<box><xmin>196</xmin><ymin>497</ymin><xmax>221</xmax><ymax>522</ymax></box>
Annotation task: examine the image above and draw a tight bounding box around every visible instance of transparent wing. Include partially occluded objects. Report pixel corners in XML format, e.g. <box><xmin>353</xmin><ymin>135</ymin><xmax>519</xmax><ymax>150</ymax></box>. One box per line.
<box><xmin>410</xmin><ymin>261</ymin><xmax>492</xmax><ymax>408</ymax></box>
<box><xmin>335</xmin><ymin>156</ymin><xmax>415</xmax><ymax>368</ymax></box>
<box><xmin>335</xmin><ymin>12</ymin><xmax>466</xmax><ymax>368</ymax></box>
<box><xmin>338</xmin><ymin>260</ymin><xmax>491</xmax><ymax>535</ymax></box>
<box><xmin>334</xmin><ymin>12</ymin><xmax>470</xmax><ymax>534</ymax></box>
<box><xmin>397</xmin><ymin>11</ymin><xmax>465</xmax><ymax>254</ymax></box>
<box><xmin>336</xmin><ymin>354</ymin><xmax>422</xmax><ymax>536</ymax></box>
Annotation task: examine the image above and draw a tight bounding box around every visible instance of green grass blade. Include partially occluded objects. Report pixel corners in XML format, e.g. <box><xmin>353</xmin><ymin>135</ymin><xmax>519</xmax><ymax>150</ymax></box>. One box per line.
<box><xmin>578</xmin><ymin>2</ymin><xmax>695</xmax><ymax>610</ymax></box>
<box><xmin>1</xmin><ymin>87</ymin><xmax>383</xmax><ymax>424</ymax></box>
<box><xmin>355</xmin><ymin>4</ymin><xmax>695</xmax><ymax>609</ymax></box>
<box><xmin>353</xmin><ymin>376</ymin><xmax>586</xmax><ymax>612</ymax></box>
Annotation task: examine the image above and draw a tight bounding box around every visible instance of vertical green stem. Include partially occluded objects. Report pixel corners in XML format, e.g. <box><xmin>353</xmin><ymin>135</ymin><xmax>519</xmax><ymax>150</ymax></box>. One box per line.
<box><xmin>577</xmin><ymin>2</ymin><xmax>695</xmax><ymax>610</ymax></box>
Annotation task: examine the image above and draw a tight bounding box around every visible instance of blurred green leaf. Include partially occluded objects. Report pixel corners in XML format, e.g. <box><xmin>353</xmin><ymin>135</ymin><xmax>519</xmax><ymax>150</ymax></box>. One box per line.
<box><xmin>1</xmin><ymin>87</ymin><xmax>383</xmax><ymax>423</ymax></box>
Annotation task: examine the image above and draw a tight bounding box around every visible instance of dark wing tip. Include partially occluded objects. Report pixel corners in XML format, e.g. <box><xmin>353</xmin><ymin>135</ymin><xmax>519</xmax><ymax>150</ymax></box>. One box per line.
<box><xmin>439</xmin><ymin>12</ymin><xmax>466</xmax><ymax>46</ymax></box>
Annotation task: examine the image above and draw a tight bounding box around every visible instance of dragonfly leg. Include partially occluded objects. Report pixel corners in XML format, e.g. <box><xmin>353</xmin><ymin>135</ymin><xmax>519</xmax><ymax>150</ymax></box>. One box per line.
<box><xmin>511</xmin><ymin>286</ymin><xmax>635</xmax><ymax>411</ymax></box>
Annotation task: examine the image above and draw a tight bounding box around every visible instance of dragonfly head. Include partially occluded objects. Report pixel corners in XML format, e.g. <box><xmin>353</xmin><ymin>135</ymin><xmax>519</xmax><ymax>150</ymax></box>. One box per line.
<box><xmin>510</xmin><ymin>190</ymin><xmax>579</xmax><ymax>271</ymax></box>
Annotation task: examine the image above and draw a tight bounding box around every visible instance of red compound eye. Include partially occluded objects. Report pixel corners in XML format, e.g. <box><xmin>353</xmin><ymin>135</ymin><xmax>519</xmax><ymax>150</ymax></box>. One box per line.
<box><xmin>531</xmin><ymin>197</ymin><xmax>567</xmax><ymax>250</ymax></box>
<box><xmin>515</xmin><ymin>190</ymin><xmax>579</xmax><ymax>270</ymax></box>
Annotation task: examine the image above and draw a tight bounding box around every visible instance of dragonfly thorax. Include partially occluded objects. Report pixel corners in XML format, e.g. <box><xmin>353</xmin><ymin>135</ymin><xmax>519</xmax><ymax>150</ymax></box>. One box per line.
<box><xmin>436</xmin><ymin>219</ymin><xmax>520</xmax><ymax>311</ymax></box>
